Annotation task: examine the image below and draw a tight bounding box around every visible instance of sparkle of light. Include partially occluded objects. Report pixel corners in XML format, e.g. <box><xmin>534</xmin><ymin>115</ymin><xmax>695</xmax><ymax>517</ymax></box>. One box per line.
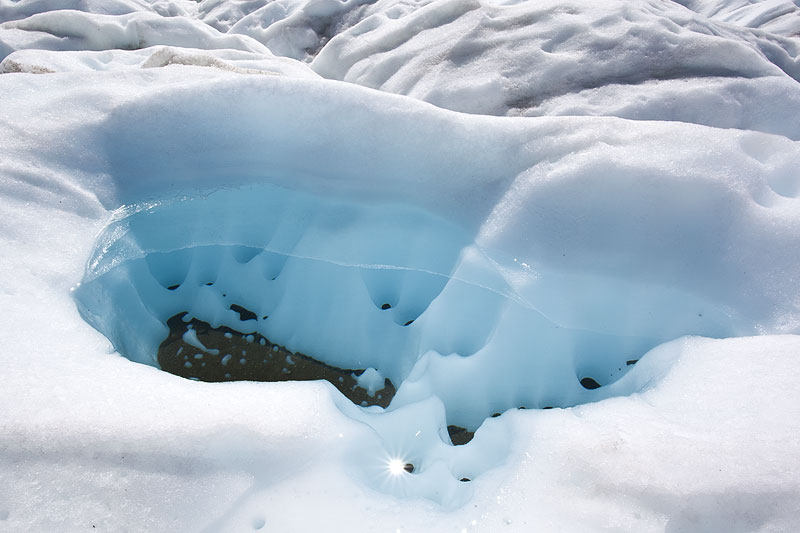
<box><xmin>388</xmin><ymin>459</ymin><xmax>406</xmax><ymax>476</ymax></box>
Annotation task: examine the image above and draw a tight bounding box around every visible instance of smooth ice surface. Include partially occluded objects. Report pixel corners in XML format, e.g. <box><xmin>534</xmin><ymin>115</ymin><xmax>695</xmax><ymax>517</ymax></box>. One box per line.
<box><xmin>2</xmin><ymin>0</ymin><xmax>800</xmax><ymax>530</ymax></box>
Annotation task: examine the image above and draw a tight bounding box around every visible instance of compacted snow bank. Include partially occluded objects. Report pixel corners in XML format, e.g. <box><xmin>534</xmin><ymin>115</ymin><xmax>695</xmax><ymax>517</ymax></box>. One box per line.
<box><xmin>1</xmin><ymin>0</ymin><xmax>800</xmax><ymax>530</ymax></box>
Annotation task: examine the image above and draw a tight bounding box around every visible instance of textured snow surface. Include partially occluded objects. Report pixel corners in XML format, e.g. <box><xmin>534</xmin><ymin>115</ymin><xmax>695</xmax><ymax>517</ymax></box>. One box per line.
<box><xmin>1</xmin><ymin>0</ymin><xmax>800</xmax><ymax>530</ymax></box>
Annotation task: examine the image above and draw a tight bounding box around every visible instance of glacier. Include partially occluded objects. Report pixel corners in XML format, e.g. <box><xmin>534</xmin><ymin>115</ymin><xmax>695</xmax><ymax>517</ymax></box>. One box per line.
<box><xmin>1</xmin><ymin>0</ymin><xmax>799</xmax><ymax>530</ymax></box>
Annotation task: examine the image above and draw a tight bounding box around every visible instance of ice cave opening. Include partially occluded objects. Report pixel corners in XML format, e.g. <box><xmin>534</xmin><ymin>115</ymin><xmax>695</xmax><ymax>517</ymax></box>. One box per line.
<box><xmin>73</xmin><ymin>183</ymin><xmax>737</xmax><ymax>506</ymax></box>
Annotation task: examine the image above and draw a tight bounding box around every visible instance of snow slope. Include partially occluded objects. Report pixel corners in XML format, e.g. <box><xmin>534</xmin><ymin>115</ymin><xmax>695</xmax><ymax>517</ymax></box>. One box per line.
<box><xmin>1</xmin><ymin>0</ymin><xmax>799</xmax><ymax>531</ymax></box>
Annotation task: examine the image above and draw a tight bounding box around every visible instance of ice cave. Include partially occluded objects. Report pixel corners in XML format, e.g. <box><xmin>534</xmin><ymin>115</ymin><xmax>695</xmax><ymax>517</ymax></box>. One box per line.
<box><xmin>72</xmin><ymin>172</ymin><xmax>789</xmax><ymax>507</ymax></box>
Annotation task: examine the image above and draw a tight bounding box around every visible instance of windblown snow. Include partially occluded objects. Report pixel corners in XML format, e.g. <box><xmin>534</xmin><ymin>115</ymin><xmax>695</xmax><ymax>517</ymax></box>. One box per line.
<box><xmin>1</xmin><ymin>0</ymin><xmax>799</xmax><ymax>531</ymax></box>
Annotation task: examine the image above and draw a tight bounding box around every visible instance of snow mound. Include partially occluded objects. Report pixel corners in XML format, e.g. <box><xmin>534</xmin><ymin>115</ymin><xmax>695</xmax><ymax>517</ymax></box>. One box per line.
<box><xmin>675</xmin><ymin>0</ymin><xmax>800</xmax><ymax>36</ymax></box>
<box><xmin>0</xmin><ymin>8</ymin><xmax>267</xmax><ymax>60</ymax></box>
<box><xmin>0</xmin><ymin>45</ymin><xmax>319</xmax><ymax>76</ymax></box>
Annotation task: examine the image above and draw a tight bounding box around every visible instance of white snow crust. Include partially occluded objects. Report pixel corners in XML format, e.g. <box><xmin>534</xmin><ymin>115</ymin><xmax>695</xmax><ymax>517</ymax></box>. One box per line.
<box><xmin>1</xmin><ymin>0</ymin><xmax>799</xmax><ymax>530</ymax></box>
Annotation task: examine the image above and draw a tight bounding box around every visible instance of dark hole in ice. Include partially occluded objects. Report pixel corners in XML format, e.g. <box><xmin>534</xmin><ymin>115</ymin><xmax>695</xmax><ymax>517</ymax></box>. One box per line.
<box><xmin>459</xmin><ymin>478</ymin><xmax>471</xmax><ymax>482</ymax></box>
<box><xmin>580</xmin><ymin>377</ymin><xmax>602</xmax><ymax>390</ymax></box>
<box><xmin>491</xmin><ymin>412</ymin><xmax>501</xmax><ymax>418</ymax></box>
<box><xmin>403</xmin><ymin>320</ymin><xmax>414</xmax><ymax>326</ymax></box>
<box><xmin>447</xmin><ymin>424</ymin><xmax>475</xmax><ymax>446</ymax></box>
<box><xmin>229</xmin><ymin>304</ymin><xmax>258</xmax><ymax>322</ymax></box>
<box><xmin>404</xmin><ymin>463</ymin><xmax>415</xmax><ymax>474</ymax></box>
<box><xmin>380</xmin><ymin>303</ymin><xmax>392</xmax><ymax>310</ymax></box>
<box><xmin>167</xmin><ymin>284</ymin><xmax>180</xmax><ymax>291</ymax></box>
<box><xmin>626</xmin><ymin>359</ymin><xmax>639</xmax><ymax>366</ymax></box>
<box><xmin>158</xmin><ymin>312</ymin><xmax>396</xmax><ymax>408</ymax></box>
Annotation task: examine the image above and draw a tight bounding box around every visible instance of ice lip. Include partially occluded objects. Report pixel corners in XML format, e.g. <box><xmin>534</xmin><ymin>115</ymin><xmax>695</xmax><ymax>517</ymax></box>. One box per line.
<box><xmin>72</xmin><ymin>183</ymin><xmax>744</xmax><ymax>506</ymax></box>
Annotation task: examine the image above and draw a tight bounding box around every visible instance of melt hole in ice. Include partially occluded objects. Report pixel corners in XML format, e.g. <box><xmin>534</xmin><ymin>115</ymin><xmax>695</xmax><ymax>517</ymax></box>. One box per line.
<box><xmin>72</xmin><ymin>184</ymin><xmax>734</xmax><ymax>507</ymax></box>
<box><xmin>158</xmin><ymin>313</ymin><xmax>396</xmax><ymax>408</ymax></box>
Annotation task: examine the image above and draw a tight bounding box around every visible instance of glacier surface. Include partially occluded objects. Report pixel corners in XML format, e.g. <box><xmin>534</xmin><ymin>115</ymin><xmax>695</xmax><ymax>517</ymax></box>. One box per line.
<box><xmin>1</xmin><ymin>0</ymin><xmax>799</xmax><ymax>530</ymax></box>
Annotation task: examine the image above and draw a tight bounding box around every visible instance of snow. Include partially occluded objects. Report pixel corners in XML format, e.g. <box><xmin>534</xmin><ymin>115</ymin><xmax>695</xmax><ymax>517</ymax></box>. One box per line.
<box><xmin>183</xmin><ymin>326</ymin><xmax>221</xmax><ymax>355</ymax></box>
<box><xmin>1</xmin><ymin>0</ymin><xmax>799</xmax><ymax>530</ymax></box>
<box><xmin>0</xmin><ymin>9</ymin><xmax>268</xmax><ymax>56</ymax></box>
<box><xmin>310</xmin><ymin>0</ymin><xmax>800</xmax><ymax>118</ymax></box>
<box><xmin>675</xmin><ymin>0</ymin><xmax>800</xmax><ymax>36</ymax></box>
<box><xmin>354</xmin><ymin>368</ymin><xmax>386</xmax><ymax>396</ymax></box>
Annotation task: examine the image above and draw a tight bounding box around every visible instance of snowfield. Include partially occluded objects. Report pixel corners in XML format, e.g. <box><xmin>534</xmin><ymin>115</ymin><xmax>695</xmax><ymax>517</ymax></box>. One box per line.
<box><xmin>1</xmin><ymin>0</ymin><xmax>799</xmax><ymax>531</ymax></box>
